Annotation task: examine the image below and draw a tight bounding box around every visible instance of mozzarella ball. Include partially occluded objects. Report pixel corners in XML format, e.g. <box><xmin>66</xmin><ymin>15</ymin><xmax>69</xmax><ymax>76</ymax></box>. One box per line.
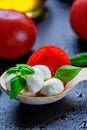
<box><xmin>40</xmin><ymin>78</ymin><xmax>64</xmax><ymax>96</ymax></box>
<box><xmin>32</xmin><ymin>66</ymin><xmax>43</xmax><ymax>79</ymax></box>
<box><xmin>26</xmin><ymin>74</ymin><xmax>43</xmax><ymax>93</ymax></box>
<box><xmin>34</xmin><ymin>65</ymin><xmax>51</xmax><ymax>80</ymax></box>
<box><xmin>5</xmin><ymin>74</ymin><xmax>16</xmax><ymax>90</ymax></box>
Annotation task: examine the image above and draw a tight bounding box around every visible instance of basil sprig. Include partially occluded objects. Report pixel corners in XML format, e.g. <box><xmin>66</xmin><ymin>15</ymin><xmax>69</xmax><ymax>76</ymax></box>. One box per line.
<box><xmin>7</xmin><ymin>67</ymin><xmax>18</xmax><ymax>74</ymax></box>
<box><xmin>7</xmin><ymin>64</ymin><xmax>34</xmax><ymax>75</ymax></box>
<box><xmin>70</xmin><ymin>52</ymin><xmax>87</xmax><ymax>67</ymax></box>
<box><xmin>10</xmin><ymin>75</ymin><xmax>26</xmax><ymax>99</ymax></box>
<box><xmin>55</xmin><ymin>65</ymin><xmax>82</xmax><ymax>82</ymax></box>
<box><xmin>6</xmin><ymin>64</ymin><xmax>35</xmax><ymax>99</ymax></box>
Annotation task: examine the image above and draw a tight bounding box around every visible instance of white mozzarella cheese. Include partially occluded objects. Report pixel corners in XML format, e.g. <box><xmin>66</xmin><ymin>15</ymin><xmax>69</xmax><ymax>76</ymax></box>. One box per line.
<box><xmin>34</xmin><ymin>65</ymin><xmax>51</xmax><ymax>80</ymax></box>
<box><xmin>40</xmin><ymin>78</ymin><xmax>64</xmax><ymax>96</ymax></box>
<box><xmin>5</xmin><ymin>74</ymin><xmax>16</xmax><ymax>90</ymax></box>
<box><xmin>26</xmin><ymin>74</ymin><xmax>43</xmax><ymax>93</ymax></box>
<box><xmin>32</xmin><ymin>66</ymin><xmax>43</xmax><ymax>79</ymax></box>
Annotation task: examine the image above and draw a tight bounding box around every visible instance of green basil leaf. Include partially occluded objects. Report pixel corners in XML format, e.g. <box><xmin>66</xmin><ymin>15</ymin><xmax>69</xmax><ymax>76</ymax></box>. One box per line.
<box><xmin>16</xmin><ymin>64</ymin><xmax>31</xmax><ymax>69</ymax></box>
<box><xmin>16</xmin><ymin>64</ymin><xmax>35</xmax><ymax>75</ymax></box>
<box><xmin>70</xmin><ymin>52</ymin><xmax>87</xmax><ymax>66</ymax></box>
<box><xmin>19</xmin><ymin>68</ymin><xmax>35</xmax><ymax>75</ymax></box>
<box><xmin>55</xmin><ymin>65</ymin><xmax>82</xmax><ymax>82</ymax></box>
<box><xmin>7</xmin><ymin>67</ymin><xmax>18</xmax><ymax>74</ymax></box>
<box><xmin>10</xmin><ymin>75</ymin><xmax>26</xmax><ymax>99</ymax></box>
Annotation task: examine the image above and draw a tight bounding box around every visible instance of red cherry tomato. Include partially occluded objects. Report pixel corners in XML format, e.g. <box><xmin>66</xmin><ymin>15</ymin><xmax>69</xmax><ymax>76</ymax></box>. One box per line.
<box><xmin>0</xmin><ymin>10</ymin><xmax>36</xmax><ymax>59</ymax></box>
<box><xmin>70</xmin><ymin>0</ymin><xmax>87</xmax><ymax>40</ymax></box>
<box><xmin>27</xmin><ymin>45</ymin><xmax>70</xmax><ymax>76</ymax></box>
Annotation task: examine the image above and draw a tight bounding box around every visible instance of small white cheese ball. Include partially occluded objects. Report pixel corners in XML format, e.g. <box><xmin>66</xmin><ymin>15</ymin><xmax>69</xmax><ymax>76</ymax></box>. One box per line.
<box><xmin>40</xmin><ymin>78</ymin><xmax>64</xmax><ymax>96</ymax></box>
<box><xmin>32</xmin><ymin>66</ymin><xmax>43</xmax><ymax>79</ymax></box>
<box><xmin>5</xmin><ymin>74</ymin><xmax>16</xmax><ymax>90</ymax></box>
<box><xmin>26</xmin><ymin>74</ymin><xmax>43</xmax><ymax>93</ymax></box>
<box><xmin>34</xmin><ymin>65</ymin><xmax>51</xmax><ymax>80</ymax></box>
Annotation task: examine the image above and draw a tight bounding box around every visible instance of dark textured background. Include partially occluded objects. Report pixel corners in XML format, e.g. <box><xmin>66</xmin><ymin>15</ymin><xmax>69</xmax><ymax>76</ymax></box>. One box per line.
<box><xmin>0</xmin><ymin>0</ymin><xmax>87</xmax><ymax>129</ymax></box>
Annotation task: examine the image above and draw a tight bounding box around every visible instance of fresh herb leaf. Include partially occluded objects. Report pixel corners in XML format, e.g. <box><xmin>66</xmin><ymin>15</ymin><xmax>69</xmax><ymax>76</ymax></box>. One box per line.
<box><xmin>16</xmin><ymin>64</ymin><xmax>35</xmax><ymax>75</ymax></box>
<box><xmin>10</xmin><ymin>75</ymin><xmax>26</xmax><ymax>99</ymax></box>
<box><xmin>7</xmin><ymin>67</ymin><xmax>18</xmax><ymax>74</ymax></box>
<box><xmin>16</xmin><ymin>64</ymin><xmax>32</xmax><ymax>70</ymax></box>
<box><xmin>19</xmin><ymin>68</ymin><xmax>34</xmax><ymax>75</ymax></box>
<box><xmin>55</xmin><ymin>65</ymin><xmax>82</xmax><ymax>82</ymax></box>
<box><xmin>70</xmin><ymin>52</ymin><xmax>87</xmax><ymax>66</ymax></box>
<box><xmin>7</xmin><ymin>64</ymin><xmax>35</xmax><ymax>76</ymax></box>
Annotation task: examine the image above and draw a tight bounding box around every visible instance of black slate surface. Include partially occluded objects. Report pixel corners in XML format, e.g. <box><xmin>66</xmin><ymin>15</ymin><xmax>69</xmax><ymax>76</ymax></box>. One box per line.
<box><xmin>0</xmin><ymin>0</ymin><xmax>87</xmax><ymax>130</ymax></box>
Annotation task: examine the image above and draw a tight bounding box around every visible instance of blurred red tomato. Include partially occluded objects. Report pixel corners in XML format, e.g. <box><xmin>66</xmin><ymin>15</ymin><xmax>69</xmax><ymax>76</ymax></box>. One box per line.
<box><xmin>27</xmin><ymin>45</ymin><xmax>70</xmax><ymax>76</ymax></box>
<box><xmin>0</xmin><ymin>10</ymin><xmax>36</xmax><ymax>59</ymax></box>
<box><xmin>70</xmin><ymin>0</ymin><xmax>87</xmax><ymax>40</ymax></box>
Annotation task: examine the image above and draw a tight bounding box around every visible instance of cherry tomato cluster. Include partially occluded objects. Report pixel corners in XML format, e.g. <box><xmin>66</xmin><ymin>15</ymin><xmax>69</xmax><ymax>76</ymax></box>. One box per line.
<box><xmin>70</xmin><ymin>0</ymin><xmax>87</xmax><ymax>40</ymax></box>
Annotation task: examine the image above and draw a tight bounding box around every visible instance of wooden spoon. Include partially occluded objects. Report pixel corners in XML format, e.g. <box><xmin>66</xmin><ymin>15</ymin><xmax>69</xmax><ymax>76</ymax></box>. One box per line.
<box><xmin>0</xmin><ymin>68</ymin><xmax>87</xmax><ymax>105</ymax></box>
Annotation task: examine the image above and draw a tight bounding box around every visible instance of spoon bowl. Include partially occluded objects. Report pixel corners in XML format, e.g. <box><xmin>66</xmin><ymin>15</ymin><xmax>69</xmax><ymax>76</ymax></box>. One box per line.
<box><xmin>0</xmin><ymin>68</ymin><xmax>87</xmax><ymax>105</ymax></box>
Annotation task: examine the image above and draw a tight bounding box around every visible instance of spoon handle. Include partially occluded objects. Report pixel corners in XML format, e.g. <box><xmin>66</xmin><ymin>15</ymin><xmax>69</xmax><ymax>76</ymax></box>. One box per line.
<box><xmin>66</xmin><ymin>68</ymin><xmax>87</xmax><ymax>90</ymax></box>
